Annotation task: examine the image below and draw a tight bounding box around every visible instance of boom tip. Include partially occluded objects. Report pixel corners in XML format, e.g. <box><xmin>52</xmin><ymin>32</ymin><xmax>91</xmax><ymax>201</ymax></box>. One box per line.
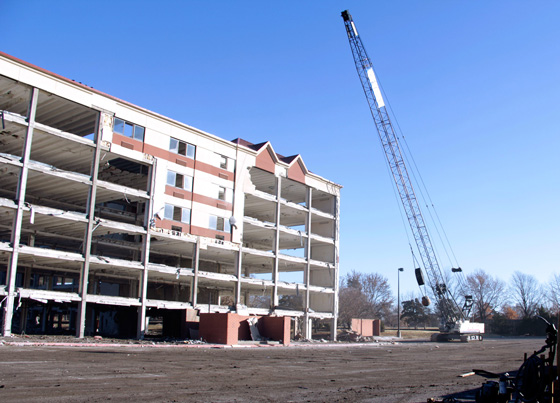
<box><xmin>341</xmin><ymin>10</ymin><xmax>352</xmax><ymax>21</ymax></box>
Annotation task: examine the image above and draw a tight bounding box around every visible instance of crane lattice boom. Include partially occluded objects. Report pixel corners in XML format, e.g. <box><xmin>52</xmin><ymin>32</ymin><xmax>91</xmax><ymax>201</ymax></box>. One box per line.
<box><xmin>341</xmin><ymin>10</ymin><xmax>477</xmax><ymax>333</ymax></box>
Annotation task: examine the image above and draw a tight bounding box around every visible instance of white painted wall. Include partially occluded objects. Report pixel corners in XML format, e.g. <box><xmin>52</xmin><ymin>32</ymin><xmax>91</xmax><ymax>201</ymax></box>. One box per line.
<box><xmin>310</xmin><ymin>268</ymin><xmax>336</xmax><ymax>287</ymax></box>
<box><xmin>310</xmin><ymin>292</ymin><xmax>333</xmax><ymax>312</ymax></box>
<box><xmin>311</xmin><ymin>244</ymin><xmax>335</xmax><ymax>264</ymax></box>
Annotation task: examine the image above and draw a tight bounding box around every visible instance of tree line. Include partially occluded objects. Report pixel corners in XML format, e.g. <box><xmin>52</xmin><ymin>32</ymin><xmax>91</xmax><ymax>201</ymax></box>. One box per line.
<box><xmin>338</xmin><ymin>269</ymin><xmax>560</xmax><ymax>335</ymax></box>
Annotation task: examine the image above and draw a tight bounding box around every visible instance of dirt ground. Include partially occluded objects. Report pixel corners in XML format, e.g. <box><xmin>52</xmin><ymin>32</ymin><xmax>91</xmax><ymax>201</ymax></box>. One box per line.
<box><xmin>0</xmin><ymin>336</ymin><xmax>547</xmax><ymax>402</ymax></box>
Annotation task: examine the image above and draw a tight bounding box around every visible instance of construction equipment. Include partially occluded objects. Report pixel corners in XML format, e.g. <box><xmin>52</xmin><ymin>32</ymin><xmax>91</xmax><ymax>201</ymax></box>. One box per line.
<box><xmin>341</xmin><ymin>10</ymin><xmax>484</xmax><ymax>341</ymax></box>
<box><xmin>472</xmin><ymin>317</ymin><xmax>557</xmax><ymax>402</ymax></box>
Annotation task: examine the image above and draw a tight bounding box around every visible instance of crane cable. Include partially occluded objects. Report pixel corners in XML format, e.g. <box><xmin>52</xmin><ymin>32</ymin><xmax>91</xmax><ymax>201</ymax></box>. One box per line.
<box><xmin>409</xmin><ymin>246</ymin><xmax>427</xmax><ymax>296</ymax></box>
<box><xmin>377</xmin><ymin>77</ymin><xmax>468</xmax><ymax>318</ymax></box>
<box><xmin>371</xmin><ymin>68</ymin><xmax>451</xmax><ymax>304</ymax></box>
<box><xmin>380</xmin><ymin>118</ymin><xmax>430</xmax><ymax>301</ymax></box>
<box><xmin>380</xmin><ymin>120</ymin><xmax>437</xmax><ymax>307</ymax></box>
<box><xmin>377</xmin><ymin>76</ymin><xmax>471</xmax><ymax>298</ymax></box>
<box><xmin>393</xmin><ymin>114</ymin><xmax>470</xmax><ymax>294</ymax></box>
<box><xmin>381</xmin><ymin>142</ymin><xmax>439</xmax><ymax>310</ymax></box>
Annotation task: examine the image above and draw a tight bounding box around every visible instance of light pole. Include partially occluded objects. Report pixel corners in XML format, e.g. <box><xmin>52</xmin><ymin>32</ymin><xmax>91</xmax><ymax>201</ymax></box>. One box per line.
<box><xmin>397</xmin><ymin>267</ymin><xmax>404</xmax><ymax>338</ymax></box>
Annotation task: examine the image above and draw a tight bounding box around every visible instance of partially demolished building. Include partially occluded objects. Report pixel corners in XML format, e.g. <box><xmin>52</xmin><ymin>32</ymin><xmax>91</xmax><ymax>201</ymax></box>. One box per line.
<box><xmin>0</xmin><ymin>52</ymin><xmax>341</xmax><ymax>341</ymax></box>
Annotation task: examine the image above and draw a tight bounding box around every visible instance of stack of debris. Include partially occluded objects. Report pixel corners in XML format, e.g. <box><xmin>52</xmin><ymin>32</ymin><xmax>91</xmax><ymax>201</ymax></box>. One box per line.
<box><xmin>338</xmin><ymin>329</ymin><xmax>375</xmax><ymax>343</ymax></box>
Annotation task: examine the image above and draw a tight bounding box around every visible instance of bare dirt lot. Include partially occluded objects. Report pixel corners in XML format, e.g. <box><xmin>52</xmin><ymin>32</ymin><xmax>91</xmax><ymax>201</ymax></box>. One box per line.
<box><xmin>0</xmin><ymin>336</ymin><xmax>545</xmax><ymax>402</ymax></box>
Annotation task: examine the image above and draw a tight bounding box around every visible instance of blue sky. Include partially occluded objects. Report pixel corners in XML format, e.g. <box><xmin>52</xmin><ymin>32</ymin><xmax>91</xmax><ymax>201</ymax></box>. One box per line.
<box><xmin>3</xmin><ymin>1</ymin><xmax>559</xmax><ymax>298</ymax></box>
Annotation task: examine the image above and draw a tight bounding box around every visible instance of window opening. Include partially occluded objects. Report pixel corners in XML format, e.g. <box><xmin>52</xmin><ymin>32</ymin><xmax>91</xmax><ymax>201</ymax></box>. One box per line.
<box><xmin>170</xmin><ymin>138</ymin><xmax>195</xmax><ymax>159</ymax></box>
<box><xmin>164</xmin><ymin>204</ymin><xmax>191</xmax><ymax>224</ymax></box>
<box><xmin>173</xmin><ymin>206</ymin><xmax>182</xmax><ymax>222</ymax></box>
<box><xmin>181</xmin><ymin>208</ymin><xmax>191</xmax><ymax>224</ymax></box>
<box><xmin>184</xmin><ymin>175</ymin><xmax>193</xmax><ymax>192</ymax></box>
<box><xmin>209</xmin><ymin>215</ymin><xmax>230</xmax><ymax>232</ymax></box>
<box><xmin>214</xmin><ymin>184</ymin><xmax>232</xmax><ymax>202</ymax></box>
<box><xmin>113</xmin><ymin>117</ymin><xmax>145</xmax><ymax>141</ymax></box>
<box><xmin>164</xmin><ymin>204</ymin><xmax>174</xmax><ymax>220</ymax></box>
<box><xmin>219</xmin><ymin>155</ymin><xmax>228</xmax><ymax>169</ymax></box>
<box><xmin>167</xmin><ymin>170</ymin><xmax>193</xmax><ymax>192</ymax></box>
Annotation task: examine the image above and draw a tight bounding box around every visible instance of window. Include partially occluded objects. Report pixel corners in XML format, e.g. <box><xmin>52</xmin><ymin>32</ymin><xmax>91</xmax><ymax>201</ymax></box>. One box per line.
<box><xmin>181</xmin><ymin>208</ymin><xmax>191</xmax><ymax>224</ymax></box>
<box><xmin>214</xmin><ymin>185</ymin><xmax>233</xmax><ymax>202</ymax></box>
<box><xmin>170</xmin><ymin>137</ymin><xmax>195</xmax><ymax>159</ymax></box>
<box><xmin>164</xmin><ymin>204</ymin><xmax>174</xmax><ymax>220</ymax></box>
<box><xmin>209</xmin><ymin>215</ymin><xmax>230</xmax><ymax>232</ymax></box>
<box><xmin>209</xmin><ymin>215</ymin><xmax>216</xmax><ymax>230</ymax></box>
<box><xmin>218</xmin><ymin>186</ymin><xmax>226</xmax><ymax>201</ymax></box>
<box><xmin>219</xmin><ymin>155</ymin><xmax>228</xmax><ymax>170</ymax></box>
<box><xmin>184</xmin><ymin>175</ymin><xmax>194</xmax><ymax>192</ymax></box>
<box><xmin>113</xmin><ymin>118</ymin><xmax>145</xmax><ymax>141</ymax></box>
<box><xmin>134</xmin><ymin>126</ymin><xmax>145</xmax><ymax>140</ymax></box>
<box><xmin>164</xmin><ymin>204</ymin><xmax>190</xmax><ymax>224</ymax></box>
<box><xmin>167</xmin><ymin>170</ymin><xmax>193</xmax><ymax>192</ymax></box>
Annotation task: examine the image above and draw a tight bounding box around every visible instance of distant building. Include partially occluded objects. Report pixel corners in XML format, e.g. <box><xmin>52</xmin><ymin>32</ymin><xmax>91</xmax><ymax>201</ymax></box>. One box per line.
<box><xmin>0</xmin><ymin>52</ymin><xmax>341</xmax><ymax>341</ymax></box>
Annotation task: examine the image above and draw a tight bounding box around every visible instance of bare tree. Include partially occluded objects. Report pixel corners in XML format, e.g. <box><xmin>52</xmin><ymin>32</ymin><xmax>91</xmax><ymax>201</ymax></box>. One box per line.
<box><xmin>547</xmin><ymin>273</ymin><xmax>560</xmax><ymax>312</ymax></box>
<box><xmin>510</xmin><ymin>271</ymin><xmax>542</xmax><ymax>319</ymax></box>
<box><xmin>338</xmin><ymin>270</ymin><xmax>394</xmax><ymax>326</ymax></box>
<box><xmin>443</xmin><ymin>267</ymin><xmax>466</xmax><ymax>303</ymax></box>
<box><xmin>360</xmin><ymin>271</ymin><xmax>394</xmax><ymax>318</ymax></box>
<box><xmin>338</xmin><ymin>286</ymin><xmax>370</xmax><ymax>327</ymax></box>
<box><xmin>466</xmin><ymin>269</ymin><xmax>507</xmax><ymax>323</ymax></box>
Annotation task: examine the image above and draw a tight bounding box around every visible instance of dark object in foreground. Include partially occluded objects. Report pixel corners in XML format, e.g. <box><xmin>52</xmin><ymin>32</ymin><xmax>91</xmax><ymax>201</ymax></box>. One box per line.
<box><xmin>473</xmin><ymin>316</ymin><xmax>557</xmax><ymax>403</ymax></box>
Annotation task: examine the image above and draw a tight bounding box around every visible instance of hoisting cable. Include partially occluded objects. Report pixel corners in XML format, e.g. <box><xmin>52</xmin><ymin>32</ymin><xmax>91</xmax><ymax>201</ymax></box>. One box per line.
<box><xmin>378</xmin><ymin>79</ymin><xmax>451</xmax><ymax>284</ymax></box>
<box><xmin>410</xmin><ymin>246</ymin><xmax>426</xmax><ymax>294</ymax></box>
<box><xmin>397</xmin><ymin>126</ymin><xmax>461</xmax><ymax>271</ymax></box>
<box><xmin>381</xmin><ymin>137</ymin><xmax>415</xmax><ymax>255</ymax></box>
<box><xmin>376</xmin><ymin>97</ymin><xmax>443</xmax><ymax>309</ymax></box>
<box><xmin>379</xmin><ymin>78</ymin><xmax>469</xmax><ymax>307</ymax></box>
<box><xmin>400</xmin><ymin>138</ymin><xmax>453</xmax><ymax>276</ymax></box>
<box><xmin>375</xmin><ymin>73</ymin><xmax>454</xmax><ymax>311</ymax></box>
<box><xmin>380</xmin><ymin>125</ymin><xmax>445</xmax><ymax>308</ymax></box>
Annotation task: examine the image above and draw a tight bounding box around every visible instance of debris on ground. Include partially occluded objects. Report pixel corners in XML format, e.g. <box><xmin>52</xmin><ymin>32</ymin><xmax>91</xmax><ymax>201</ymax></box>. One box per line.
<box><xmin>337</xmin><ymin>329</ymin><xmax>376</xmax><ymax>342</ymax></box>
<box><xmin>0</xmin><ymin>334</ymin><xmax>208</xmax><ymax>346</ymax></box>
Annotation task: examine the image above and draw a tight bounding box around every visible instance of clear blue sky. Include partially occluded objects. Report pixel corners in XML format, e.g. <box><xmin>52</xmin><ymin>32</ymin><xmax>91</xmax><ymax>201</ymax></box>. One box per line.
<box><xmin>3</xmin><ymin>1</ymin><xmax>559</xmax><ymax>298</ymax></box>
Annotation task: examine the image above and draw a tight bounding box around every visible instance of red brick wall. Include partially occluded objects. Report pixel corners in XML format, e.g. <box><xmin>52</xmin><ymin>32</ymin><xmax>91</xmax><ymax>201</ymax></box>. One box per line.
<box><xmin>361</xmin><ymin>319</ymin><xmax>373</xmax><ymax>336</ymax></box>
<box><xmin>287</xmin><ymin>160</ymin><xmax>306</xmax><ymax>184</ymax></box>
<box><xmin>351</xmin><ymin>318</ymin><xmax>362</xmax><ymax>335</ymax></box>
<box><xmin>113</xmin><ymin>133</ymin><xmax>144</xmax><ymax>152</ymax></box>
<box><xmin>372</xmin><ymin>319</ymin><xmax>380</xmax><ymax>336</ymax></box>
<box><xmin>199</xmin><ymin>313</ymin><xmax>232</xmax><ymax>345</ymax></box>
<box><xmin>256</xmin><ymin>148</ymin><xmax>276</xmax><ymax>173</ymax></box>
<box><xmin>261</xmin><ymin>316</ymin><xmax>290</xmax><ymax>345</ymax></box>
<box><xmin>351</xmin><ymin>319</ymin><xmax>380</xmax><ymax>337</ymax></box>
<box><xmin>199</xmin><ymin>313</ymin><xmax>291</xmax><ymax>345</ymax></box>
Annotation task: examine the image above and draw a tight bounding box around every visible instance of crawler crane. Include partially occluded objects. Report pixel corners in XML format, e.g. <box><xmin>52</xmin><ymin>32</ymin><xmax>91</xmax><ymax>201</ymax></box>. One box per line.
<box><xmin>341</xmin><ymin>10</ymin><xmax>484</xmax><ymax>341</ymax></box>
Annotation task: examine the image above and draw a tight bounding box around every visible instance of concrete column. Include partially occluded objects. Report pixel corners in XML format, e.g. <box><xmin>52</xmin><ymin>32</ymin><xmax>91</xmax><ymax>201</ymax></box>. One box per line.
<box><xmin>243</xmin><ymin>267</ymin><xmax>250</xmax><ymax>305</ymax></box>
<box><xmin>137</xmin><ymin>160</ymin><xmax>156</xmax><ymax>339</ymax></box>
<box><xmin>303</xmin><ymin>186</ymin><xmax>312</xmax><ymax>340</ymax></box>
<box><xmin>2</xmin><ymin>87</ymin><xmax>39</xmax><ymax>337</ymax></box>
<box><xmin>190</xmin><ymin>238</ymin><xmax>201</xmax><ymax>306</ymax></box>
<box><xmin>20</xmin><ymin>235</ymin><xmax>35</xmax><ymax>333</ymax></box>
<box><xmin>234</xmin><ymin>245</ymin><xmax>243</xmax><ymax>307</ymax></box>
<box><xmin>76</xmin><ymin>112</ymin><xmax>103</xmax><ymax>338</ymax></box>
<box><xmin>272</xmin><ymin>175</ymin><xmax>281</xmax><ymax>309</ymax></box>
<box><xmin>331</xmin><ymin>195</ymin><xmax>340</xmax><ymax>341</ymax></box>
